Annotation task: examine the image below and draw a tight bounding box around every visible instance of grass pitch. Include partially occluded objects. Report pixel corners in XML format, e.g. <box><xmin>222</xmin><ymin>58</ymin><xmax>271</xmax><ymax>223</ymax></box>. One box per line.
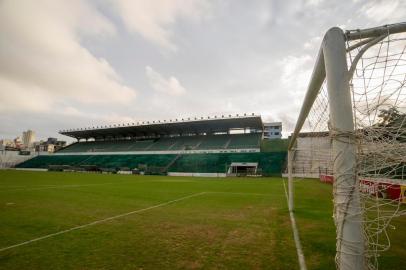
<box><xmin>0</xmin><ymin>170</ymin><xmax>404</xmax><ymax>270</ymax></box>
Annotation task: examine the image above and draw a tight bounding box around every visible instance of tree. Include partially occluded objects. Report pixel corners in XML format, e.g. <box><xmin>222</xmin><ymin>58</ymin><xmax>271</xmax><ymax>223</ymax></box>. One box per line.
<box><xmin>378</xmin><ymin>106</ymin><xmax>405</xmax><ymax>127</ymax></box>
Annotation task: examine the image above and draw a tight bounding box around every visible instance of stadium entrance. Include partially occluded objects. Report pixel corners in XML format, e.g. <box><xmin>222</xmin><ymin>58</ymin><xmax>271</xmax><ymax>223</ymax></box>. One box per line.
<box><xmin>228</xmin><ymin>162</ymin><xmax>258</xmax><ymax>176</ymax></box>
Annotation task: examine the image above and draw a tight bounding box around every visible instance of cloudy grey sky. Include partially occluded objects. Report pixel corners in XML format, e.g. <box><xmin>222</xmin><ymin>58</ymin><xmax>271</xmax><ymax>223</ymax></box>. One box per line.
<box><xmin>0</xmin><ymin>0</ymin><xmax>405</xmax><ymax>142</ymax></box>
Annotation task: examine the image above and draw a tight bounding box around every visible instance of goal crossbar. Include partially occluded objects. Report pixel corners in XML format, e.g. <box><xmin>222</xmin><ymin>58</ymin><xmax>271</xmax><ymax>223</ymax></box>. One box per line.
<box><xmin>288</xmin><ymin>22</ymin><xmax>406</xmax><ymax>152</ymax></box>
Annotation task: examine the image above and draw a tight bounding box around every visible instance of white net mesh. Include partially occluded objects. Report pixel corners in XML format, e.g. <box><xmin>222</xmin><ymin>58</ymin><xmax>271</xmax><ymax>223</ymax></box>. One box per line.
<box><xmin>290</xmin><ymin>28</ymin><xmax>406</xmax><ymax>269</ymax></box>
<box><xmin>347</xmin><ymin>31</ymin><xmax>406</xmax><ymax>269</ymax></box>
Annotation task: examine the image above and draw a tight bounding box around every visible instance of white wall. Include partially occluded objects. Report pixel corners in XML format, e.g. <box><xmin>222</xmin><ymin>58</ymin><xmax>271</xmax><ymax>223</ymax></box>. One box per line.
<box><xmin>0</xmin><ymin>150</ymin><xmax>38</xmax><ymax>168</ymax></box>
<box><xmin>292</xmin><ymin>136</ymin><xmax>333</xmax><ymax>177</ymax></box>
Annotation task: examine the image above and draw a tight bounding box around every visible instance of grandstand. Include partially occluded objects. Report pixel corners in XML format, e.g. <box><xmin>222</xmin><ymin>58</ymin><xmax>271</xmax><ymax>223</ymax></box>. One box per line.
<box><xmin>57</xmin><ymin>133</ymin><xmax>262</xmax><ymax>153</ymax></box>
<box><xmin>16</xmin><ymin>115</ymin><xmax>287</xmax><ymax>176</ymax></box>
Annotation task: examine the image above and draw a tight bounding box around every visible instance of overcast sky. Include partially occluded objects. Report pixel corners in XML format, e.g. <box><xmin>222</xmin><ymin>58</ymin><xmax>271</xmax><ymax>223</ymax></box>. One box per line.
<box><xmin>0</xmin><ymin>0</ymin><xmax>405</xmax><ymax>142</ymax></box>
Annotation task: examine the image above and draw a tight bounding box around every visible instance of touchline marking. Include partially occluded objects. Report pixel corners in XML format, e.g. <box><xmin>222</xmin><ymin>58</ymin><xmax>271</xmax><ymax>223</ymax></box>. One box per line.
<box><xmin>0</xmin><ymin>192</ymin><xmax>206</xmax><ymax>252</ymax></box>
<box><xmin>282</xmin><ymin>179</ymin><xmax>307</xmax><ymax>270</ymax></box>
<box><xmin>0</xmin><ymin>184</ymin><xmax>64</xmax><ymax>190</ymax></box>
<box><xmin>0</xmin><ymin>183</ymin><xmax>116</xmax><ymax>192</ymax></box>
<box><xmin>206</xmin><ymin>191</ymin><xmax>277</xmax><ymax>197</ymax></box>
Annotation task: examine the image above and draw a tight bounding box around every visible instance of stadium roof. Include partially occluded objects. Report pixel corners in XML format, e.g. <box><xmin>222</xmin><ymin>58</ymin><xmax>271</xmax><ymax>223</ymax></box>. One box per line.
<box><xmin>59</xmin><ymin>114</ymin><xmax>263</xmax><ymax>140</ymax></box>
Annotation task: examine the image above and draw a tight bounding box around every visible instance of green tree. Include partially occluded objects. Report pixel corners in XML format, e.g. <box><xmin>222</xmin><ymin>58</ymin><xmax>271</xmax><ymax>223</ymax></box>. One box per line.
<box><xmin>378</xmin><ymin>106</ymin><xmax>404</xmax><ymax>127</ymax></box>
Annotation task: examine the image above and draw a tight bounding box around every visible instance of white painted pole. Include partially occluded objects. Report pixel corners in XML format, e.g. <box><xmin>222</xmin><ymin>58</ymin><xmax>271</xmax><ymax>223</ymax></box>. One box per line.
<box><xmin>288</xmin><ymin>48</ymin><xmax>325</xmax><ymax>150</ymax></box>
<box><xmin>288</xmin><ymin>150</ymin><xmax>294</xmax><ymax>211</ymax></box>
<box><xmin>345</xmin><ymin>22</ymin><xmax>406</xmax><ymax>41</ymax></box>
<box><xmin>323</xmin><ymin>27</ymin><xmax>364</xmax><ymax>270</ymax></box>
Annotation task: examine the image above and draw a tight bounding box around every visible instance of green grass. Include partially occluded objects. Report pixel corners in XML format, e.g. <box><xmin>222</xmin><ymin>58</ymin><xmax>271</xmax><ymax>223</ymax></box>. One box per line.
<box><xmin>0</xmin><ymin>170</ymin><xmax>404</xmax><ymax>269</ymax></box>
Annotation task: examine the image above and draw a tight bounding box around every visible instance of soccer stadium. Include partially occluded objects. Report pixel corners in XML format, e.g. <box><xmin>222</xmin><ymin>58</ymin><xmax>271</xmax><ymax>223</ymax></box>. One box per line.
<box><xmin>16</xmin><ymin>114</ymin><xmax>288</xmax><ymax>176</ymax></box>
<box><xmin>1</xmin><ymin>2</ymin><xmax>406</xmax><ymax>270</ymax></box>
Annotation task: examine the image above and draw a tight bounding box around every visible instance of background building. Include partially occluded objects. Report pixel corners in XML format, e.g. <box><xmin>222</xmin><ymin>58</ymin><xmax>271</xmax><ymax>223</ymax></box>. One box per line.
<box><xmin>0</xmin><ymin>139</ymin><xmax>14</xmax><ymax>148</ymax></box>
<box><xmin>14</xmin><ymin>137</ymin><xmax>23</xmax><ymax>149</ymax></box>
<box><xmin>22</xmin><ymin>130</ymin><xmax>35</xmax><ymax>148</ymax></box>
<box><xmin>263</xmin><ymin>122</ymin><xmax>282</xmax><ymax>139</ymax></box>
<box><xmin>35</xmin><ymin>138</ymin><xmax>66</xmax><ymax>153</ymax></box>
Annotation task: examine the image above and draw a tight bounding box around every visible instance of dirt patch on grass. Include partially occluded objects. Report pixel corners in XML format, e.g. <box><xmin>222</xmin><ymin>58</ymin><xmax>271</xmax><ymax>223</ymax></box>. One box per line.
<box><xmin>221</xmin><ymin>228</ymin><xmax>258</xmax><ymax>246</ymax></box>
<box><xmin>207</xmin><ymin>206</ymin><xmax>279</xmax><ymax>222</ymax></box>
<box><xmin>154</xmin><ymin>221</ymin><xmax>223</xmax><ymax>244</ymax></box>
<box><xmin>178</xmin><ymin>260</ymin><xmax>204</xmax><ymax>270</ymax></box>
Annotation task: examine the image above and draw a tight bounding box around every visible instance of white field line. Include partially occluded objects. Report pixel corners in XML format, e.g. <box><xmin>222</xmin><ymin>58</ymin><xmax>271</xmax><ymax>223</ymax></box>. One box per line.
<box><xmin>0</xmin><ymin>192</ymin><xmax>206</xmax><ymax>252</ymax></box>
<box><xmin>0</xmin><ymin>190</ymin><xmax>287</xmax><ymax>252</ymax></box>
<box><xmin>282</xmin><ymin>179</ymin><xmax>307</xmax><ymax>270</ymax></box>
<box><xmin>207</xmin><ymin>191</ymin><xmax>271</xmax><ymax>196</ymax></box>
<box><xmin>0</xmin><ymin>183</ymin><xmax>107</xmax><ymax>190</ymax></box>
<box><xmin>206</xmin><ymin>191</ymin><xmax>282</xmax><ymax>197</ymax></box>
<box><xmin>0</xmin><ymin>183</ymin><xmax>116</xmax><ymax>192</ymax></box>
<box><xmin>0</xmin><ymin>179</ymin><xmax>211</xmax><ymax>192</ymax></box>
<box><xmin>0</xmin><ymin>184</ymin><xmax>57</xmax><ymax>189</ymax></box>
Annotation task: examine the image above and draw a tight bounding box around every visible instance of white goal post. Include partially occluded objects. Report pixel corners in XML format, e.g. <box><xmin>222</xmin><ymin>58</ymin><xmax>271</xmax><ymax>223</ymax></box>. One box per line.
<box><xmin>287</xmin><ymin>22</ymin><xmax>406</xmax><ymax>270</ymax></box>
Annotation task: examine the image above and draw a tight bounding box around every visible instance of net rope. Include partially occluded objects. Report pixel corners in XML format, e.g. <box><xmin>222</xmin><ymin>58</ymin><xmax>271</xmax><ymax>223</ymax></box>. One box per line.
<box><xmin>290</xmin><ymin>30</ymin><xmax>406</xmax><ymax>269</ymax></box>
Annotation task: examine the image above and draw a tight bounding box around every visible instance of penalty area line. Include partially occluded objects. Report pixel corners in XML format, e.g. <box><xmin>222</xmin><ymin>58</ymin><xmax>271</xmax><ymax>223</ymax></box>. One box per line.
<box><xmin>0</xmin><ymin>192</ymin><xmax>206</xmax><ymax>252</ymax></box>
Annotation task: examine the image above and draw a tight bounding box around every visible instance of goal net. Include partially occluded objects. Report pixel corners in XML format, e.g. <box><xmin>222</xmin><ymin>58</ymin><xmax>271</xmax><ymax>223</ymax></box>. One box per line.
<box><xmin>288</xmin><ymin>23</ymin><xmax>406</xmax><ymax>270</ymax></box>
